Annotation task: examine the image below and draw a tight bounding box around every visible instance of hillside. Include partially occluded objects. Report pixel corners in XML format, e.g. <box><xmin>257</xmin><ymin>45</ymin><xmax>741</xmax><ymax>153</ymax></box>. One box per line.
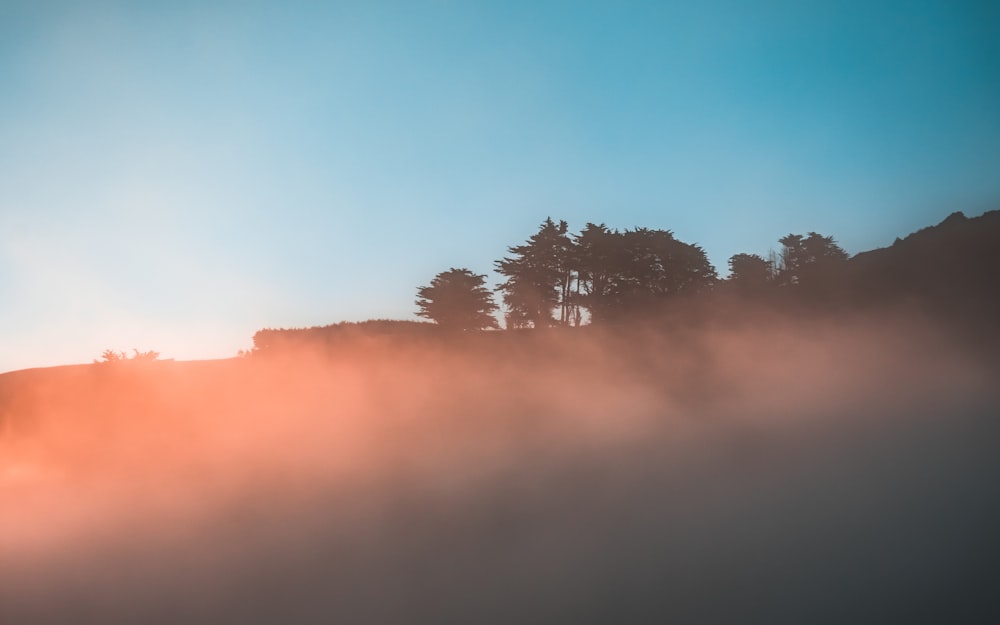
<box><xmin>2</xmin><ymin>305</ymin><xmax>999</xmax><ymax>623</ymax></box>
<box><xmin>847</xmin><ymin>210</ymin><xmax>1000</xmax><ymax>323</ymax></box>
<box><xmin>2</xmin><ymin>212</ymin><xmax>1000</xmax><ymax>623</ymax></box>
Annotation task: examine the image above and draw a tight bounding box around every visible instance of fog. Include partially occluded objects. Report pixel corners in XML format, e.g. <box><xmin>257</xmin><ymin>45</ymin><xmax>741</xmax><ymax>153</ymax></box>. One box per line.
<box><xmin>2</xmin><ymin>311</ymin><xmax>998</xmax><ymax>624</ymax></box>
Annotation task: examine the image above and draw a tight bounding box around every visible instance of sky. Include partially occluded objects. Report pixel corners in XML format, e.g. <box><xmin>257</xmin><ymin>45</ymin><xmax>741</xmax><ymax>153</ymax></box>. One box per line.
<box><xmin>1</xmin><ymin>0</ymin><xmax>998</xmax><ymax>372</ymax></box>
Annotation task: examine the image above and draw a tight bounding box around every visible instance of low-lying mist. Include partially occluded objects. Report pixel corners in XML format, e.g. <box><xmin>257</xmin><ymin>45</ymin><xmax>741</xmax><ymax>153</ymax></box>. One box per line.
<box><xmin>2</xmin><ymin>310</ymin><xmax>998</xmax><ymax>624</ymax></box>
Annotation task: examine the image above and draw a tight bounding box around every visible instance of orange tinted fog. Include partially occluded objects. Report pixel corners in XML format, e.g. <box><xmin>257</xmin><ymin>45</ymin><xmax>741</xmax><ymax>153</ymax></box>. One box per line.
<box><xmin>0</xmin><ymin>311</ymin><xmax>994</xmax><ymax>623</ymax></box>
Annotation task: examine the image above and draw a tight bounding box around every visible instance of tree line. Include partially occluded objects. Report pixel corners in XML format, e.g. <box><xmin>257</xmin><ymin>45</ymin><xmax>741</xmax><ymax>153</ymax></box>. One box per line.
<box><xmin>416</xmin><ymin>218</ymin><xmax>848</xmax><ymax>330</ymax></box>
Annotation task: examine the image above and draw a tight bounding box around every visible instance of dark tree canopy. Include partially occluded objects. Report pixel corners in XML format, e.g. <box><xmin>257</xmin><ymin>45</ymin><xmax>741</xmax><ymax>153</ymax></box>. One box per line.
<box><xmin>416</xmin><ymin>268</ymin><xmax>499</xmax><ymax>330</ymax></box>
<box><xmin>777</xmin><ymin>232</ymin><xmax>849</xmax><ymax>291</ymax></box>
<box><xmin>494</xmin><ymin>218</ymin><xmax>572</xmax><ymax>328</ymax></box>
<box><xmin>572</xmin><ymin>223</ymin><xmax>621</xmax><ymax>322</ymax></box>
<box><xmin>574</xmin><ymin>226</ymin><xmax>717</xmax><ymax>320</ymax></box>
<box><xmin>495</xmin><ymin>220</ymin><xmax>718</xmax><ymax>326</ymax></box>
<box><xmin>727</xmin><ymin>253</ymin><xmax>774</xmax><ymax>292</ymax></box>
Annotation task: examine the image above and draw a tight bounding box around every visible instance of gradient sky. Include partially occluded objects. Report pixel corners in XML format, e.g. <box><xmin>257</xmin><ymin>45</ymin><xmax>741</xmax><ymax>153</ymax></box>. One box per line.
<box><xmin>2</xmin><ymin>0</ymin><xmax>998</xmax><ymax>372</ymax></box>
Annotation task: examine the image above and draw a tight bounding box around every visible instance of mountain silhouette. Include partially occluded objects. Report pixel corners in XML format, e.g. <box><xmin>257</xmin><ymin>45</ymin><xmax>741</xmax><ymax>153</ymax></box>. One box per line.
<box><xmin>847</xmin><ymin>210</ymin><xmax>1000</xmax><ymax>319</ymax></box>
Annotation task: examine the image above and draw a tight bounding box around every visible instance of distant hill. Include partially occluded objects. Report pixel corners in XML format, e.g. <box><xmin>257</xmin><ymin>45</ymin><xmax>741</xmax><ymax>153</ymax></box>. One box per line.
<box><xmin>846</xmin><ymin>210</ymin><xmax>1000</xmax><ymax>323</ymax></box>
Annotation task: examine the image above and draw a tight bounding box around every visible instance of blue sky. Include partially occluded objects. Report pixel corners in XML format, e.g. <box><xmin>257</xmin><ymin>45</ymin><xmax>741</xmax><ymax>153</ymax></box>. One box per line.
<box><xmin>1</xmin><ymin>0</ymin><xmax>998</xmax><ymax>371</ymax></box>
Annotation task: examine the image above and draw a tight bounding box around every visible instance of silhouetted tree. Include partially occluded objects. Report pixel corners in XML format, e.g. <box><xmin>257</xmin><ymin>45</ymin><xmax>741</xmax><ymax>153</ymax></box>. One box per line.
<box><xmin>727</xmin><ymin>253</ymin><xmax>774</xmax><ymax>292</ymax></box>
<box><xmin>495</xmin><ymin>218</ymin><xmax>573</xmax><ymax>328</ymax></box>
<box><xmin>96</xmin><ymin>348</ymin><xmax>160</xmax><ymax>364</ymax></box>
<box><xmin>574</xmin><ymin>226</ymin><xmax>716</xmax><ymax>319</ymax></box>
<box><xmin>99</xmin><ymin>349</ymin><xmax>126</xmax><ymax>363</ymax></box>
<box><xmin>777</xmin><ymin>232</ymin><xmax>849</xmax><ymax>290</ymax></box>
<box><xmin>416</xmin><ymin>268</ymin><xmax>499</xmax><ymax>330</ymax></box>
<box><xmin>130</xmin><ymin>349</ymin><xmax>160</xmax><ymax>361</ymax></box>
<box><xmin>573</xmin><ymin>223</ymin><xmax>622</xmax><ymax>323</ymax></box>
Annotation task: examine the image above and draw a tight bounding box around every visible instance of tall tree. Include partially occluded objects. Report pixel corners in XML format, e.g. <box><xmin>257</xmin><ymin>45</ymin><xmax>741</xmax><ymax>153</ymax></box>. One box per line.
<box><xmin>574</xmin><ymin>227</ymin><xmax>717</xmax><ymax>320</ymax></box>
<box><xmin>573</xmin><ymin>223</ymin><xmax>622</xmax><ymax>323</ymax></box>
<box><xmin>416</xmin><ymin>268</ymin><xmax>499</xmax><ymax>330</ymax></box>
<box><xmin>777</xmin><ymin>232</ymin><xmax>849</xmax><ymax>290</ymax></box>
<box><xmin>495</xmin><ymin>218</ymin><xmax>573</xmax><ymax>328</ymax></box>
<box><xmin>617</xmin><ymin>228</ymin><xmax>716</xmax><ymax>308</ymax></box>
<box><xmin>727</xmin><ymin>253</ymin><xmax>774</xmax><ymax>292</ymax></box>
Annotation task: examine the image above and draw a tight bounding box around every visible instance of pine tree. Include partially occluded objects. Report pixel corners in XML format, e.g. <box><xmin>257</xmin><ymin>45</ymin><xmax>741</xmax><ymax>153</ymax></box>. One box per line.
<box><xmin>416</xmin><ymin>268</ymin><xmax>499</xmax><ymax>330</ymax></box>
<box><xmin>494</xmin><ymin>218</ymin><xmax>573</xmax><ymax>328</ymax></box>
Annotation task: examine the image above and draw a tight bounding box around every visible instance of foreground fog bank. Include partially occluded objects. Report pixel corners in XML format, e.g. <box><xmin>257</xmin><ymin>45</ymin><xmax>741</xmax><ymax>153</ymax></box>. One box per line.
<box><xmin>2</xmin><ymin>313</ymin><xmax>999</xmax><ymax>624</ymax></box>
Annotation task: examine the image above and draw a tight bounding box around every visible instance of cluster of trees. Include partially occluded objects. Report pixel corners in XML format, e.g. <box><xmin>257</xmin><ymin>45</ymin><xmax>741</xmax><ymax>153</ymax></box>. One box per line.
<box><xmin>95</xmin><ymin>348</ymin><xmax>161</xmax><ymax>363</ymax></box>
<box><xmin>727</xmin><ymin>232</ymin><xmax>850</xmax><ymax>293</ymax></box>
<box><xmin>416</xmin><ymin>218</ymin><xmax>849</xmax><ymax>330</ymax></box>
<box><xmin>494</xmin><ymin>219</ymin><xmax>718</xmax><ymax>327</ymax></box>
